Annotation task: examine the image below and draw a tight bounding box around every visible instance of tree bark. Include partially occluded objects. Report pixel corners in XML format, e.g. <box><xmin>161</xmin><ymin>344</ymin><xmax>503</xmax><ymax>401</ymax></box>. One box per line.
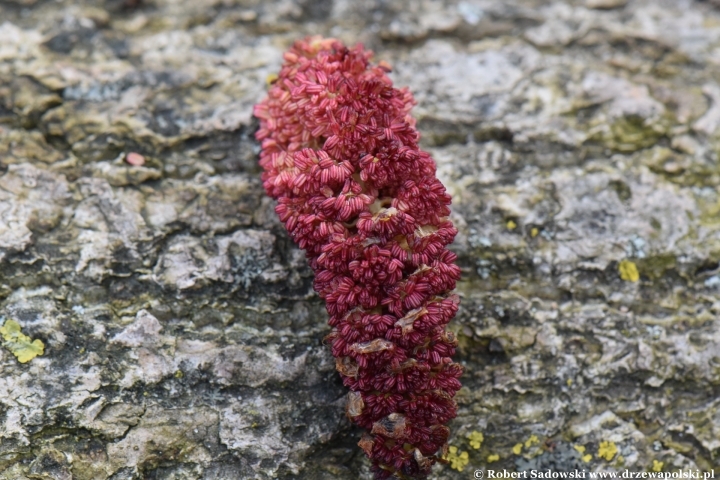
<box><xmin>1</xmin><ymin>0</ymin><xmax>719</xmax><ymax>478</ymax></box>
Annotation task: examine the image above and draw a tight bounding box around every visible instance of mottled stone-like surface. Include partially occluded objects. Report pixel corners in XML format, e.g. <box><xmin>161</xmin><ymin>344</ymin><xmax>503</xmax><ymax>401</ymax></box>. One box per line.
<box><xmin>1</xmin><ymin>0</ymin><xmax>719</xmax><ymax>478</ymax></box>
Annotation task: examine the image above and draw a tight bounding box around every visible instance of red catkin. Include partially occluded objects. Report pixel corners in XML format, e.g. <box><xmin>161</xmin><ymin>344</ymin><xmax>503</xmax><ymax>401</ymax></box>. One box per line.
<box><xmin>254</xmin><ymin>36</ymin><xmax>462</xmax><ymax>479</ymax></box>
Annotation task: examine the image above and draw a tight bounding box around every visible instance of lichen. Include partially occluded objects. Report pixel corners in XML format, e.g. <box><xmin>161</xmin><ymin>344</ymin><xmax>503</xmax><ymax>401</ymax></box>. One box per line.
<box><xmin>597</xmin><ymin>440</ymin><xmax>618</xmax><ymax>461</ymax></box>
<box><xmin>468</xmin><ymin>431</ymin><xmax>484</xmax><ymax>450</ymax></box>
<box><xmin>0</xmin><ymin>319</ymin><xmax>44</xmax><ymax>363</ymax></box>
<box><xmin>618</xmin><ymin>259</ymin><xmax>640</xmax><ymax>282</ymax></box>
<box><xmin>444</xmin><ymin>446</ymin><xmax>469</xmax><ymax>471</ymax></box>
<box><xmin>524</xmin><ymin>435</ymin><xmax>539</xmax><ymax>448</ymax></box>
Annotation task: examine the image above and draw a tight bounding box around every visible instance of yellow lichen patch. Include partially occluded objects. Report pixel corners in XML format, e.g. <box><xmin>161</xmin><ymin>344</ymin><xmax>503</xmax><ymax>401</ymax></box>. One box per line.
<box><xmin>652</xmin><ymin>460</ymin><xmax>664</xmax><ymax>472</ymax></box>
<box><xmin>531</xmin><ymin>227</ymin><xmax>539</xmax><ymax>237</ymax></box>
<box><xmin>0</xmin><ymin>319</ymin><xmax>44</xmax><ymax>363</ymax></box>
<box><xmin>266</xmin><ymin>73</ymin><xmax>278</xmax><ymax>85</ymax></box>
<box><xmin>566</xmin><ymin>378</ymin><xmax>573</xmax><ymax>386</ymax></box>
<box><xmin>487</xmin><ymin>453</ymin><xmax>500</xmax><ymax>463</ymax></box>
<box><xmin>618</xmin><ymin>259</ymin><xmax>640</xmax><ymax>282</ymax></box>
<box><xmin>506</xmin><ymin>220</ymin><xmax>517</xmax><ymax>230</ymax></box>
<box><xmin>524</xmin><ymin>435</ymin><xmax>539</xmax><ymax>448</ymax></box>
<box><xmin>444</xmin><ymin>446</ymin><xmax>469</xmax><ymax>472</ymax></box>
<box><xmin>574</xmin><ymin>445</ymin><xmax>592</xmax><ymax>463</ymax></box>
<box><xmin>513</xmin><ymin>443</ymin><xmax>523</xmax><ymax>455</ymax></box>
<box><xmin>598</xmin><ymin>441</ymin><xmax>618</xmax><ymax>461</ymax></box>
<box><xmin>467</xmin><ymin>431</ymin><xmax>484</xmax><ymax>450</ymax></box>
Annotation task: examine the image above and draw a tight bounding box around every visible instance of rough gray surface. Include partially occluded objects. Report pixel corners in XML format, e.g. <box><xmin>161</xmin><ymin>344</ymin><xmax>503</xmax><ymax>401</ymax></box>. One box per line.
<box><xmin>0</xmin><ymin>0</ymin><xmax>719</xmax><ymax>478</ymax></box>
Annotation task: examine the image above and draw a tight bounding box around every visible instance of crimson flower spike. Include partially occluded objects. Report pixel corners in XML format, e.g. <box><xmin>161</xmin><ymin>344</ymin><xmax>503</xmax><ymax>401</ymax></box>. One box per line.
<box><xmin>254</xmin><ymin>36</ymin><xmax>462</xmax><ymax>479</ymax></box>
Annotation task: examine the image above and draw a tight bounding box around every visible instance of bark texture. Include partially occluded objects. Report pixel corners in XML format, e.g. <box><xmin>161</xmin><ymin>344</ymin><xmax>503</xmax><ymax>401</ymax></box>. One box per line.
<box><xmin>0</xmin><ymin>0</ymin><xmax>719</xmax><ymax>478</ymax></box>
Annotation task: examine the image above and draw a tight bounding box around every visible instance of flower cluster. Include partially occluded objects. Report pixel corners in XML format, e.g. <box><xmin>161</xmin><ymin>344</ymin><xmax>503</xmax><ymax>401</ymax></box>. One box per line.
<box><xmin>254</xmin><ymin>36</ymin><xmax>462</xmax><ymax>479</ymax></box>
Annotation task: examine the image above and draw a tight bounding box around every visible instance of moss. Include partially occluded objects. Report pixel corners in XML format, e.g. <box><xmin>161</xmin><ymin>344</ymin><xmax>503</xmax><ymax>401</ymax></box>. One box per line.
<box><xmin>639</xmin><ymin>146</ymin><xmax>720</xmax><ymax>188</ymax></box>
<box><xmin>609</xmin><ymin>179</ymin><xmax>632</xmax><ymax>202</ymax></box>
<box><xmin>636</xmin><ymin>254</ymin><xmax>676</xmax><ymax>281</ymax></box>
<box><xmin>611</xmin><ymin>115</ymin><xmax>668</xmax><ymax>152</ymax></box>
<box><xmin>587</xmin><ymin>114</ymin><xmax>669</xmax><ymax>153</ymax></box>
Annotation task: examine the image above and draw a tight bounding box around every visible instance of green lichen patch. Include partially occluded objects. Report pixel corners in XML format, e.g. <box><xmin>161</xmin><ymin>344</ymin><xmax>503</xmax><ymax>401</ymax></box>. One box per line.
<box><xmin>610</xmin><ymin>115</ymin><xmax>667</xmax><ymax>152</ymax></box>
<box><xmin>635</xmin><ymin>254</ymin><xmax>678</xmax><ymax>281</ymax></box>
<box><xmin>0</xmin><ymin>319</ymin><xmax>45</xmax><ymax>364</ymax></box>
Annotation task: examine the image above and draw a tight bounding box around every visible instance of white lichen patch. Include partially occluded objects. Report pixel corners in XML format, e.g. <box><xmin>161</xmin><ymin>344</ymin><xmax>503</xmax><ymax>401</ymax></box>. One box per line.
<box><xmin>153</xmin><ymin>229</ymin><xmax>275</xmax><ymax>290</ymax></box>
<box><xmin>0</xmin><ymin>164</ymin><xmax>69</xmax><ymax>260</ymax></box>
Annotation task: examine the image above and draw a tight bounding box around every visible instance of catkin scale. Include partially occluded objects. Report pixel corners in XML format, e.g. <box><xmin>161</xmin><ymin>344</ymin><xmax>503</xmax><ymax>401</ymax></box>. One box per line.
<box><xmin>254</xmin><ymin>36</ymin><xmax>462</xmax><ymax>479</ymax></box>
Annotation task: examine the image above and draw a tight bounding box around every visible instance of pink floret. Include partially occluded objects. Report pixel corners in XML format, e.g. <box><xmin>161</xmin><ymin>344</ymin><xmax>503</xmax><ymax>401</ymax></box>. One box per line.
<box><xmin>254</xmin><ymin>36</ymin><xmax>462</xmax><ymax>479</ymax></box>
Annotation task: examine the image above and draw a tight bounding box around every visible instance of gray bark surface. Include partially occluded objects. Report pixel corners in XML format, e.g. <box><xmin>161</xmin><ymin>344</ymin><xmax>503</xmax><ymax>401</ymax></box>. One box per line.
<box><xmin>0</xmin><ymin>0</ymin><xmax>719</xmax><ymax>478</ymax></box>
